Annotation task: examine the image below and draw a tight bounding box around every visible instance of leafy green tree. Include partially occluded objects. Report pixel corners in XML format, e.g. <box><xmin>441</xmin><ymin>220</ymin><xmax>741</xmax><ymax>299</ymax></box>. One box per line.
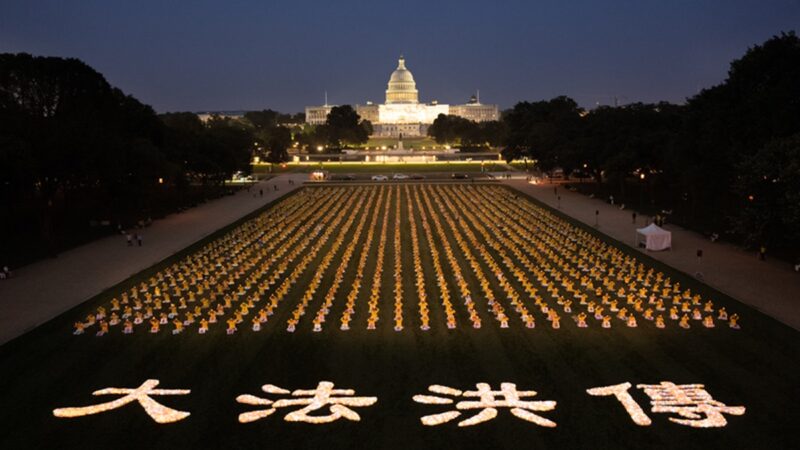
<box><xmin>265</xmin><ymin>126</ymin><xmax>292</xmax><ymax>163</ymax></box>
<box><xmin>731</xmin><ymin>134</ymin><xmax>800</xmax><ymax>248</ymax></box>
<box><xmin>480</xmin><ymin>120</ymin><xmax>508</xmax><ymax>148</ymax></box>
<box><xmin>360</xmin><ymin>120</ymin><xmax>374</xmax><ymax>137</ymax></box>
<box><xmin>275</xmin><ymin>111</ymin><xmax>305</xmax><ymax>124</ymax></box>
<box><xmin>324</xmin><ymin>105</ymin><xmax>368</xmax><ymax>150</ymax></box>
<box><xmin>0</xmin><ymin>53</ymin><xmax>165</xmax><ymax>251</ymax></box>
<box><xmin>428</xmin><ymin>114</ymin><xmax>465</xmax><ymax>144</ymax></box>
<box><xmin>573</xmin><ymin>102</ymin><xmax>681</xmax><ymax>188</ymax></box>
<box><xmin>293</xmin><ymin>124</ymin><xmax>323</xmax><ymax>151</ymax></box>
<box><xmin>205</xmin><ymin>116</ymin><xmax>255</xmax><ymax>181</ymax></box>
<box><xmin>161</xmin><ymin>112</ymin><xmax>254</xmax><ymax>183</ymax></box>
<box><xmin>427</xmin><ymin>114</ymin><xmax>503</xmax><ymax>150</ymax></box>
<box><xmin>501</xmin><ymin>96</ymin><xmax>583</xmax><ymax>174</ymax></box>
<box><xmin>658</xmin><ymin>32</ymin><xmax>799</xmax><ymax>232</ymax></box>
<box><xmin>244</xmin><ymin>109</ymin><xmax>280</xmax><ymax>130</ymax></box>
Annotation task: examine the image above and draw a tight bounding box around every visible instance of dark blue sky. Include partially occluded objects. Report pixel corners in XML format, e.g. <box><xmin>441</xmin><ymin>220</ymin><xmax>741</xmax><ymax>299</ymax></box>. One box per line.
<box><xmin>2</xmin><ymin>0</ymin><xmax>798</xmax><ymax>113</ymax></box>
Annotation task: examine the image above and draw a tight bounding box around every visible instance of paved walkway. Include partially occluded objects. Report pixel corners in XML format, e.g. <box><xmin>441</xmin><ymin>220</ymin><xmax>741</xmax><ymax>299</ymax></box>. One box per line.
<box><xmin>504</xmin><ymin>179</ymin><xmax>800</xmax><ymax>330</ymax></box>
<box><xmin>0</xmin><ymin>174</ymin><xmax>308</xmax><ymax>345</ymax></box>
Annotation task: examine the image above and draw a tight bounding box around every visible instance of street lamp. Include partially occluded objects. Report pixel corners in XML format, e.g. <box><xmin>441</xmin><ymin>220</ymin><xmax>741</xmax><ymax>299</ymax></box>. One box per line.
<box><xmin>639</xmin><ymin>172</ymin><xmax>646</xmax><ymax>208</ymax></box>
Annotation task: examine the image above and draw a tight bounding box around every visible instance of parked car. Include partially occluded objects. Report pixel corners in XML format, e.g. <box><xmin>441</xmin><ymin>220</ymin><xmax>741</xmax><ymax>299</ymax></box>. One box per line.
<box><xmin>371</xmin><ymin>175</ymin><xmax>388</xmax><ymax>181</ymax></box>
<box><xmin>332</xmin><ymin>174</ymin><xmax>356</xmax><ymax>180</ymax></box>
<box><xmin>392</xmin><ymin>173</ymin><xmax>409</xmax><ymax>180</ymax></box>
<box><xmin>410</xmin><ymin>174</ymin><xmax>426</xmax><ymax>180</ymax></box>
<box><xmin>451</xmin><ymin>173</ymin><xmax>470</xmax><ymax>179</ymax></box>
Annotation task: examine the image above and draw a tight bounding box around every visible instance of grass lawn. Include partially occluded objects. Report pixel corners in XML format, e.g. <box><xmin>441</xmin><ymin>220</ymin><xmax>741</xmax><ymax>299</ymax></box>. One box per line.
<box><xmin>0</xmin><ymin>184</ymin><xmax>797</xmax><ymax>450</ymax></box>
<box><xmin>253</xmin><ymin>162</ymin><xmax>511</xmax><ymax>174</ymax></box>
<box><xmin>363</xmin><ymin>136</ymin><xmax>439</xmax><ymax>149</ymax></box>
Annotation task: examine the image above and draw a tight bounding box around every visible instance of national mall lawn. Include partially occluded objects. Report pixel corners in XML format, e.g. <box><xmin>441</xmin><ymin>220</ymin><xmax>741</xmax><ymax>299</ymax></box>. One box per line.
<box><xmin>0</xmin><ymin>183</ymin><xmax>798</xmax><ymax>450</ymax></box>
<box><xmin>252</xmin><ymin>161</ymin><xmax>521</xmax><ymax>175</ymax></box>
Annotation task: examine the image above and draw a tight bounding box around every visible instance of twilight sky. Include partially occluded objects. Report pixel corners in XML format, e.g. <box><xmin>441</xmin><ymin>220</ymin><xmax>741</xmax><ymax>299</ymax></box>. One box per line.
<box><xmin>1</xmin><ymin>0</ymin><xmax>798</xmax><ymax>113</ymax></box>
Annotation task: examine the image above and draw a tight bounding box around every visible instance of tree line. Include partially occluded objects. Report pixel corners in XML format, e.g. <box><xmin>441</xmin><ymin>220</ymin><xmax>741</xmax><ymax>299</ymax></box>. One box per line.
<box><xmin>0</xmin><ymin>52</ymin><xmax>380</xmax><ymax>267</ymax></box>
<box><xmin>499</xmin><ymin>32</ymin><xmax>800</xmax><ymax>256</ymax></box>
<box><xmin>427</xmin><ymin>114</ymin><xmax>506</xmax><ymax>150</ymax></box>
<box><xmin>294</xmin><ymin>105</ymin><xmax>372</xmax><ymax>152</ymax></box>
<box><xmin>0</xmin><ymin>54</ymin><xmax>290</xmax><ymax>267</ymax></box>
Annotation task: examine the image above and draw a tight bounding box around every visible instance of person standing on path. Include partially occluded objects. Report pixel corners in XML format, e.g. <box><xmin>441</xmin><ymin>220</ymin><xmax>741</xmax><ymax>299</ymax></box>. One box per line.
<box><xmin>759</xmin><ymin>245</ymin><xmax>767</xmax><ymax>261</ymax></box>
<box><xmin>695</xmin><ymin>249</ymin><xmax>704</xmax><ymax>279</ymax></box>
<box><xmin>632</xmin><ymin>212</ymin><xmax>637</xmax><ymax>224</ymax></box>
<box><xmin>126</xmin><ymin>233</ymin><xmax>133</xmax><ymax>247</ymax></box>
<box><xmin>137</xmin><ymin>234</ymin><xmax>143</xmax><ymax>247</ymax></box>
<box><xmin>259</xmin><ymin>189</ymin><xmax>263</xmax><ymax>198</ymax></box>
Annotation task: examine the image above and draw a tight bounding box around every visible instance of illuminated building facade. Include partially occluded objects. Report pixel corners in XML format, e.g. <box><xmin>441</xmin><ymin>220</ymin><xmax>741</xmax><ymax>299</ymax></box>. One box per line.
<box><xmin>305</xmin><ymin>56</ymin><xmax>499</xmax><ymax>137</ymax></box>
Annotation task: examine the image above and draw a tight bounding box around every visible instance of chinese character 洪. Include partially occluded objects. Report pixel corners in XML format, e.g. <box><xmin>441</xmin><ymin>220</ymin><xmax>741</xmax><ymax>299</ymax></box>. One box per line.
<box><xmin>413</xmin><ymin>383</ymin><xmax>557</xmax><ymax>427</ymax></box>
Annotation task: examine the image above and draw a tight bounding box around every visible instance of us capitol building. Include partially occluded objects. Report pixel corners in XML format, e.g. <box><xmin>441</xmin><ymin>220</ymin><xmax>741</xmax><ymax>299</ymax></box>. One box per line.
<box><xmin>305</xmin><ymin>56</ymin><xmax>500</xmax><ymax>137</ymax></box>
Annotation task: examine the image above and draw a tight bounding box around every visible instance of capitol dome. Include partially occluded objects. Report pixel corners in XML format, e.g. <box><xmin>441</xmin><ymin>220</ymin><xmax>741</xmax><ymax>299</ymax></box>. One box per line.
<box><xmin>385</xmin><ymin>56</ymin><xmax>419</xmax><ymax>104</ymax></box>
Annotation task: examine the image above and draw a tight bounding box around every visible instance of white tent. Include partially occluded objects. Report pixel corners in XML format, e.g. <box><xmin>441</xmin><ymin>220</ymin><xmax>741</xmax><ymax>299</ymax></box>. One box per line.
<box><xmin>636</xmin><ymin>223</ymin><xmax>672</xmax><ymax>251</ymax></box>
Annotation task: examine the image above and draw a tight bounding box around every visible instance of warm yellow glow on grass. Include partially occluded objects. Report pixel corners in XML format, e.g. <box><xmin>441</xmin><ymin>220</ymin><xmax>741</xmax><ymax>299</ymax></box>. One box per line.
<box><xmin>73</xmin><ymin>185</ymin><xmax>740</xmax><ymax>336</ymax></box>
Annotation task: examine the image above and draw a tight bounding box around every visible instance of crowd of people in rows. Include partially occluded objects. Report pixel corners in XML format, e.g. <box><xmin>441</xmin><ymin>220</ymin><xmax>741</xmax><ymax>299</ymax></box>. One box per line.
<box><xmin>73</xmin><ymin>184</ymin><xmax>741</xmax><ymax>337</ymax></box>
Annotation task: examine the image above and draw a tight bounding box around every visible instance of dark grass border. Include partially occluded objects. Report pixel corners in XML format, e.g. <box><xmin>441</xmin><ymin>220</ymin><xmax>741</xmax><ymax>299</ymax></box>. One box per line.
<box><xmin>0</xmin><ymin>183</ymin><xmax>798</xmax><ymax>450</ymax></box>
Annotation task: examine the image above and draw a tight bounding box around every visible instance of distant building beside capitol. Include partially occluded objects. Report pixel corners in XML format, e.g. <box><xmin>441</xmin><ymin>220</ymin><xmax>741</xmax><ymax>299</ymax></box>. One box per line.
<box><xmin>305</xmin><ymin>56</ymin><xmax>500</xmax><ymax>137</ymax></box>
<box><xmin>196</xmin><ymin>111</ymin><xmax>247</xmax><ymax>123</ymax></box>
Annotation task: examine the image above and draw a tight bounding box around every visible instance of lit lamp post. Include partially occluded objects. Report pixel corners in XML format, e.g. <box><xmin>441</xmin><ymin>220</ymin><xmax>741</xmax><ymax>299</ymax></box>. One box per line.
<box><xmin>253</xmin><ymin>141</ymin><xmax>260</xmax><ymax>171</ymax></box>
<box><xmin>639</xmin><ymin>172</ymin><xmax>646</xmax><ymax>208</ymax></box>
